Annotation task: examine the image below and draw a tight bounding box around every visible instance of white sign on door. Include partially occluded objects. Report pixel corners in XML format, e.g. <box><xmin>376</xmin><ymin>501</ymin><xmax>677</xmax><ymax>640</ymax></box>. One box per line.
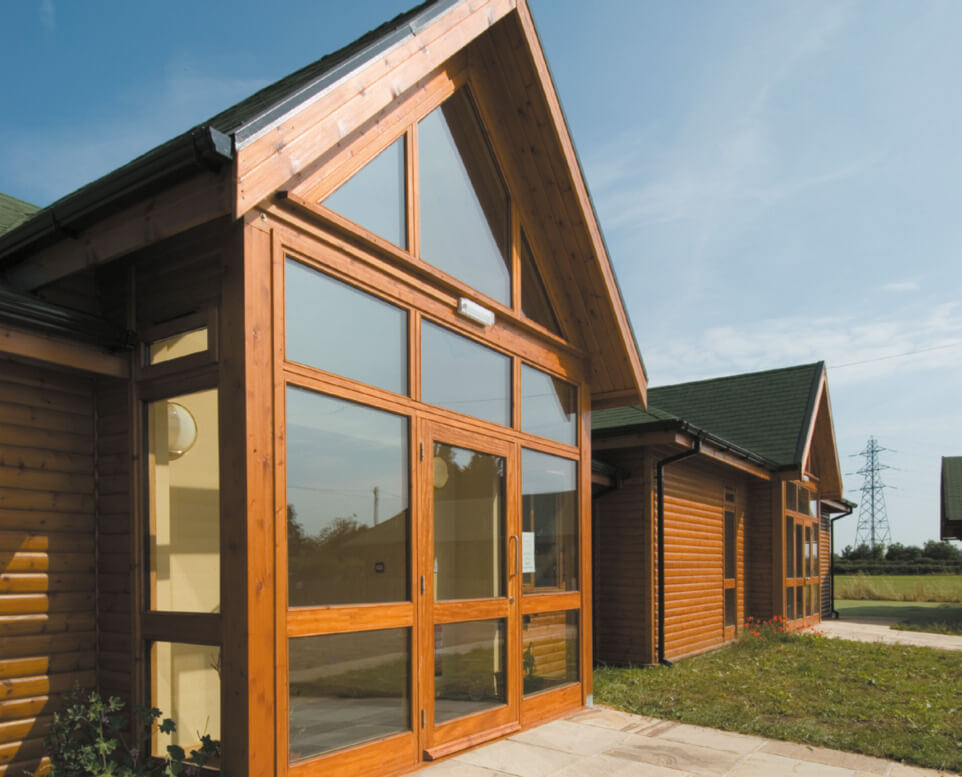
<box><xmin>521</xmin><ymin>531</ymin><xmax>536</xmax><ymax>574</ymax></box>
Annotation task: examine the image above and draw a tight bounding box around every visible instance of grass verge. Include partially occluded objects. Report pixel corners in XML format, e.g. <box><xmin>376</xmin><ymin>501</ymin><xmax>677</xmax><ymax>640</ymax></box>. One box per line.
<box><xmin>834</xmin><ymin>573</ymin><xmax>962</xmax><ymax>602</ymax></box>
<box><xmin>595</xmin><ymin>632</ymin><xmax>962</xmax><ymax>772</ymax></box>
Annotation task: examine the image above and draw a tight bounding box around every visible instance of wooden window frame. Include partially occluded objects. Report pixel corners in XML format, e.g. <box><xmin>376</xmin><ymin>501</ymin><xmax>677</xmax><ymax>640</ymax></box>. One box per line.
<box><xmin>783</xmin><ymin>481</ymin><xmax>821</xmax><ymax>624</ymax></box>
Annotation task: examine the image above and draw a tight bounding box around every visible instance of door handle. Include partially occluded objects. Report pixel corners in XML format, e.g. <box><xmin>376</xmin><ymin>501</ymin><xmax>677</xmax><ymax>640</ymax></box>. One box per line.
<box><xmin>509</xmin><ymin>535</ymin><xmax>519</xmax><ymax>577</ymax></box>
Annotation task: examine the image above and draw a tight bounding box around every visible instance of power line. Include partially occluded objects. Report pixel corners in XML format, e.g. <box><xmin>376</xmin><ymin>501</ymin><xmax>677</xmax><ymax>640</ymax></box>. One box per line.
<box><xmin>830</xmin><ymin>341</ymin><xmax>962</xmax><ymax>370</ymax></box>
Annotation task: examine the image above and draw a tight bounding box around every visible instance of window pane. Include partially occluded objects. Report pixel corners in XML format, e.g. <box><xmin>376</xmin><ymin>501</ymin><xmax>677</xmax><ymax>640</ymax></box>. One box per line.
<box><xmin>290</xmin><ymin>629</ymin><xmax>410</xmax><ymax>762</ymax></box>
<box><xmin>521</xmin><ymin>364</ymin><xmax>577</xmax><ymax>446</ymax></box>
<box><xmin>805</xmin><ymin>526</ymin><xmax>812</xmax><ymax>576</ymax></box>
<box><xmin>796</xmin><ymin>586</ymin><xmax>804</xmax><ymax>617</ymax></box>
<box><xmin>520</xmin><ymin>234</ymin><xmax>561</xmax><ymax>336</ymax></box>
<box><xmin>322</xmin><ymin>137</ymin><xmax>406</xmax><ymax>248</ymax></box>
<box><xmin>286</xmin><ymin>259</ymin><xmax>407</xmax><ymax>395</ymax></box>
<box><xmin>418</xmin><ymin>89</ymin><xmax>510</xmax><ymax>304</ymax></box>
<box><xmin>522</xmin><ymin>449</ymin><xmax>577</xmax><ymax>593</ymax></box>
<box><xmin>724</xmin><ymin>588</ymin><xmax>737</xmax><ymax>627</ymax></box>
<box><xmin>434</xmin><ymin>443</ymin><xmax>504</xmax><ymax>601</ymax></box>
<box><xmin>148</xmin><ymin>389</ymin><xmax>219</xmax><ymax>613</ymax></box>
<box><xmin>522</xmin><ymin>611</ymin><xmax>578</xmax><ymax>696</ymax></box>
<box><xmin>798</xmin><ymin>488</ymin><xmax>811</xmax><ymax>516</ymax></box>
<box><xmin>785</xmin><ymin>482</ymin><xmax>797</xmax><ymax>512</ymax></box>
<box><xmin>435</xmin><ymin>619</ymin><xmax>506</xmax><ymax>724</ymax></box>
<box><xmin>421</xmin><ymin>321</ymin><xmax>510</xmax><ymax>426</ymax></box>
<box><xmin>786</xmin><ymin>587</ymin><xmax>795</xmax><ymax>619</ymax></box>
<box><xmin>795</xmin><ymin>525</ymin><xmax>803</xmax><ymax>576</ymax></box>
<box><xmin>785</xmin><ymin>517</ymin><xmax>794</xmax><ymax>578</ymax></box>
<box><xmin>149</xmin><ymin>327</ymin><xmax>208</xmax><ymax>365</ymax></box>
<box><xmin>152</xmin><ymin>642</ymin><xmax>220</xmax><ymax>754</ymax></box>
<box><xmin>724</xmin><ymin>510</ymin><xmax>736</xmax><ymax>580</ymax></box>
<box><xmin>287</xmin><ymin>387</ymin><xmax>408</xmax><ymax>606</ymax></box>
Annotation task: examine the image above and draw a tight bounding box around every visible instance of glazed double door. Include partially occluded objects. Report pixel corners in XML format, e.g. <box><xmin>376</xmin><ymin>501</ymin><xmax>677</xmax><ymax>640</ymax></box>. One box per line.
<box><xmin>419</xmin><ymin>422</ymin><xmax>521</xmax><ymax>759</ymax></box>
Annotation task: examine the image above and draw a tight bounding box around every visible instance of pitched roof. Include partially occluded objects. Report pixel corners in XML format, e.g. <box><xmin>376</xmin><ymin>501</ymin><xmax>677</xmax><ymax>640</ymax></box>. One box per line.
<box><xmin>0</xmin><ymin>193</ymin><xmax>39</xmax><ymax>237</ymax></box>
<box><xmin>941</xmin><ymin>457</ymin><xmax>962</xmax><ymax>538</ymax></box>
<box><xmin>593</xmin><ymin>362</ymin><xmax>824</xmax><ymax>469</ymax></box>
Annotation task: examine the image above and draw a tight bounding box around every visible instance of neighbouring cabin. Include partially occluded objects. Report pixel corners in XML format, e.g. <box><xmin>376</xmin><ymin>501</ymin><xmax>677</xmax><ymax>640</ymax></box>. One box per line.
<box><xmin>0</xmin><ymin>2</ymin><xmax>647</xmax><ymax>776</ymax></box>
<box><xmin>941</xmin><ymin>457</ymin><xmax>962</xmax><ymax>541</ymax></box>
<box><xmin>591</xmin><ymin>362</ymin><xmax>853</xmax><ymax>666</ymax></box>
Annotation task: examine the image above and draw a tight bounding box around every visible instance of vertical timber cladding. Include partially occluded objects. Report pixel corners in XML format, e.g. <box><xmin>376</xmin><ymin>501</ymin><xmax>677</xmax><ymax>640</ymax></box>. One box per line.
<box><xmin>660</xmin><ymin>454</ymin><xmax>749</xmax><ymax>661</ymax></box>
<box><xmin>592</xmin><ymin>449</ymin><xmax>653</xmax><ymax>666</ymax></box>
<box><xmin>0</xmin><ymin>358</ymin><xmax>98</xmax><ymax>777</ymax></box>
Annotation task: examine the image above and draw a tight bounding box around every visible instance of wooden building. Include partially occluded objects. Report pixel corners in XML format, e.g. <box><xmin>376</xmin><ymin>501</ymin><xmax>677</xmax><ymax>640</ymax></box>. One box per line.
<box><xmin>0</xmin><ymin>2</ymin><xmax>647</xmax><ymax>775</ymax></box>
<box><xmin>940</xmin><ymin>457</ymin><xmax>962</xmax><ymax>541</ymax></box>
<box><xmin>591</xmin><ymin>362</ymin><xmax>852</xmax><ymax>666</ymax></box>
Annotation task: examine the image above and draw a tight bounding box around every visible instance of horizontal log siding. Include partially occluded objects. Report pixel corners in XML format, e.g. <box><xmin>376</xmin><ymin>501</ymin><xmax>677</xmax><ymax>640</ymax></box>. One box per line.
<box><xmin>746</xmin><ymin>480</ymin><xmax>774</xmax><ymax>620</ymax></box>
<box><xmin>660</xmin><ymin>456</ymin><xmax>747</xmax><ymax>661</ymax></box>
<box><xmin>592</xmin><ymin>449</ymin><xmax>652</xmax><ymax>666</ymax></box>
<box><xmin>95</xmin><ymin>378</ymin><xmax>131</xmax><ymax>702</ymax></box>
<box><xmin>0</xmin><ymin>359</ymin><xmax>98</xmax><ymax>776</ymax></box>
<box><xmin>820</xmin><ymin>512</ymin><xmax>832</xmax><ymax>619</ymax></box>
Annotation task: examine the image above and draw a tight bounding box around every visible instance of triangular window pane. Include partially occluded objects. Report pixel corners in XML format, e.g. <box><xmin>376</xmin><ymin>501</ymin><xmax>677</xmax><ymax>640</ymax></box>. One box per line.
<box><xmin>521</xmin><ymin>233</ymin><xmax>562</xmax><ymax>337</ymax></box>
<box><xmin>322</xmin><ymin>137</ymin><xmax>406</xmax><ymax>249</ymax></box>
<box><xmin>418</xmin><ymin>89</ymin><xmax>510</xmax><ymax>305</ymax></box>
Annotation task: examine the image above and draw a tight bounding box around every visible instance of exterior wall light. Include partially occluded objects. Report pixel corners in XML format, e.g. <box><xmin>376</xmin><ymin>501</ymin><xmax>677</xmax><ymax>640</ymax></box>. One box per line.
<box><xmin>167</xmin><ymin>402</ymin><xmax>198</xmax><ymax>459</ymax></box>
<box><xmin>457</xmin><ymin>297</ymin><xmax>495</xmax><ymax>327</ymax></box>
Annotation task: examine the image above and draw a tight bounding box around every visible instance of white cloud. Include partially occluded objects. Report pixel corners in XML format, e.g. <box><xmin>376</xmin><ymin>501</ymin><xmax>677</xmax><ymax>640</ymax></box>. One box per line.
<box><xmin>40</xmin><ymin>0</ymin><xmax>55</xmax><ymax>33</ymax></box>
<box><xmin>881</xmin><ymin>280</ymin><xmax>920</xmax><ymax>292</ymax></box>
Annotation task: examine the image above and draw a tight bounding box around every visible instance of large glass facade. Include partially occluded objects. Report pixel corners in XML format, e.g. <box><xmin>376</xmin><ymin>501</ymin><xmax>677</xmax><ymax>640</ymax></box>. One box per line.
<box><xmin>521</xmin><ymin>365</ymin><xmax>577</xmax><ymax>446</ymax></box>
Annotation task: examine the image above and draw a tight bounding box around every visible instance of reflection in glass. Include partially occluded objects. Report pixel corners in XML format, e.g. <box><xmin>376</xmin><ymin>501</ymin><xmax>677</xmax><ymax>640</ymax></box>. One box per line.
<box><xmin>418</xmin><ymin>89</ymin><xmax>510</xmax><ymax>304</ymax></box>
<box><xmin>805</xmin><ymin>526</ymin><xmax>812</xmax><ymax>576</ymax></box>
<box><xmin>322</xmin><ymin>137</ymin><xmax>406</xmax><ymax>248</ymax></box>
<box><xmin>433</xmin><ymin>443</ymin><xmax>504</xmax><ymax>601</ymax></box>
<box><xmin>522</xmin><ymin>611</ymin><xmax>578</xmax><ymax>696</ymax></box>
<box><xmin>287</xmin><ymin>387</ymin><xmax>408</xmax><ymax>606</ymax></box>
<box><xmin>289</xmin><ymin>629</ymin><xmax>409</xmax><ymax>761</ymax></box>
<box><xmin>148</xmin><ymin>389</ymin><xmax>219</xmax><ymax>613</ymax></box>
<box><xmin>421</xmin><ymin>321</ymin><xmax>510</xmax><ymax>427</ymax></box>
<box><xmin>521</xmin><ymin>365</ymin><xmax>576</xmax><ymax>446</ymax></box>
<box><xmin>724</xmin><ymin>588</ymin><xmax>737</xmax><ymax>627</ymax></box>
<box><xmin>149</xmin><ymin>328</ymin><xmax>208</xmax><ymax>365</ymax></box>
<box><xmin>522</xmin><ymin>450</ymin><xmax>577</xmax><ymax>593</ymax></box>
<box><xmin>152</xmin><ymin>642</ymin><xmax>220</xmax><ymax>754</ymax></box>
<box><xmin>795</xmin><ymin>525</ymin><xmax>803</xmax><ymax>577</ymax></box>
<box><xmin>520</xmin><ymin>234</ymin><xmax>561</xmax><ymax>336</ymax></box>
<box><xmin>286</xmin><ymin>259</ymin><xmax>407</xmax><ymax>395</ymax></box>
<box><xmin>796</xmin><ymin>586</ymin><xmax>804</xmax><ymax>617</ymax></box>
<box><xmin>435</xmin><ymin>620</ymin><xmax>506</xmax><ymax>724</ymax></box>
<box><xmin>786</xmin><ymin>587</ymin><xmax>795</xmax><ymax>619</ymax></box>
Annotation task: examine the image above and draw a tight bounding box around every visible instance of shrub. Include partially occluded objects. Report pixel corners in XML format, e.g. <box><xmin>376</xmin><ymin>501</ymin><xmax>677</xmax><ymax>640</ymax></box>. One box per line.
<box><xmin>742</xmin><ymin>615</ymin><xmax>795</xmax><ymax>643</ymax></box>
<box><xmin>45</xmin><ymin>688</ymin><xmax>219</xmax><ymax>777</ymax></box>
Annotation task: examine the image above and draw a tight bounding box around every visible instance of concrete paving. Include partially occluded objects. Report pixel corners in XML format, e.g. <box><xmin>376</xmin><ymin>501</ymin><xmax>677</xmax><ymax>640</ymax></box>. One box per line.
<box><xmin>815</xmin><ymin>618</ymin><xmax>962</xmax><ymax>651</ymax></box>
<box><xmin>420</xmin><ymin>707</ymin><xmax>960</xmax><ymax>777</ymax></box>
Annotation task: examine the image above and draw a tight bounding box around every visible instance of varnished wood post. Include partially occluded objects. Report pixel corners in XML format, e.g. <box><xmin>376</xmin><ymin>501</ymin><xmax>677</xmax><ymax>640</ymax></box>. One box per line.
<box><xmin>221</xmin><ymin>218</ymin><xmax>276</xmax><ymax>777</ymax></box>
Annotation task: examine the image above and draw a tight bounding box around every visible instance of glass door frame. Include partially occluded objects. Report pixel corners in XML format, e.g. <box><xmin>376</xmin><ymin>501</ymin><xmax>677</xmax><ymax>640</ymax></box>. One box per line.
<box><xmin>419</xmin><ymin>420</ymin><xmax>521</xmax><ymax>761</ymax></box>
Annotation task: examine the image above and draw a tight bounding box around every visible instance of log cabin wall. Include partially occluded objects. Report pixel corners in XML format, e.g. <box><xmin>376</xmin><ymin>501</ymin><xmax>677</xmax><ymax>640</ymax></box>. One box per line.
<box><xmin>745</xmin><ymin>479</ymin><xmax>774</xmax><ymax>620</ymax></box>
<box><xmin>0</xmin><ymin>358</ymin><xmax>98</xmax><ymax>777</ymax></box>
<box><xmin>659</xmin><ymin>453</ymin><xmax>748</xmax><ymax>661</ymax></box>
<box><xmin>592</xmin><ymin>449</ymin><xmax>653</xmax><ymax>666</ymax></box>
<box><xmin>820</xmin><ymin>511</ymin><xmax>832</xmax><ymax>618</ymax></box>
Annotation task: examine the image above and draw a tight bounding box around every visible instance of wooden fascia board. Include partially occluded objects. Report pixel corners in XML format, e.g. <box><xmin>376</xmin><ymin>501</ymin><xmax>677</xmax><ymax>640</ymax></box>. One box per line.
<box><xmin>514</xmin><ymin>0</ymin><xmax>646</xmax><ymax>407</ymax></box>
<box><xmin>233</xmin><ymin>0</ymin><xmax>517</xmax><ymax>218</ymax></box>
<box><xmin>800</xmin><ymin>374</ymin><xmax>844</xmax><ymax>499</ymax></box>
<box><xmin>0</xmin><ymin>322</ymin><xmax>129</xmax><ymax>378</ymax></box>
<box><xmin>797</xmin><ymin>371</ymin><xmax>823</xmax><ymax>476</ymax></box>
<box><xmin>1</xmin><ymin>171</ymin><xmax>232</xmax><ymax>293</ymax></box>
<box><xmin>700</xmin><ymin>442</ymin><xmax>772</xmax><ymax>481</ymax></box>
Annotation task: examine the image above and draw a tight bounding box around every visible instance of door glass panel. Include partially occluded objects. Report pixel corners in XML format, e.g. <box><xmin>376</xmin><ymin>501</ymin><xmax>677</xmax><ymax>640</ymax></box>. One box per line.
<box><xmin>148</xmin><ymin>389</ymin><xmax>219</xmax><ymax>613</ymax></box>
<box><xmin>724</xmin><ymin>588</ymin><xmax>737</xmax><ymax>627</ymax></box>
<box><xmin>289</xmin><ymin>628</ymin><xmax>410</xmax><ymax>762</ymax></box>
<box><xmin>433</xmin><ymin>443</ymin><xmax>504</xmax><ymax>601</ymax></box>
<box><xmin>520</xmin><ymin>234</ymin><xmax>561</xmax><ymax>336</ymax></box>
<box><xmin>422</xmin><ymin>321</ymin><xmax>511</xmax><ymax>427</ymax></box>
<box><xmin>521</xmin><ymin>365</ymin><xmax>577</xmax><ymax>446</ymax></box>
<box><xmin>286</xmin><ymin>259</ymin><xmax>407</xmax><ymax>395</ymax></box>
<box><xmin>287</xmin><ymin>387</ymin><xmax>409</xmax><ymax>606</ymax></box>
<box><xmin>151</xmin><ymin>642</ymin><xmax>220</xmax><ymax>755</ymax></box>
<box><xmin>418</xmin><ymin>89</ymin><xmax>510</xmax><ymax>305</ymax></box>
<box><xmin>434</xmin><ymin>619</ymin><xmax>506</xmax><ymax>724</ymax></box>
<box><xmin>522</xmin><ymin>611</ymin><xmax>578</xmax><ymax>696</ymax></box>
<box><xmin>322</xmin><ymin>137</ymin><xmax>406</xmax><ymax>248</ymax></box>
<box><xmin>522</xmin><ymin>450</ymin><xmax>577</xmax><ymax>593</ymax></box>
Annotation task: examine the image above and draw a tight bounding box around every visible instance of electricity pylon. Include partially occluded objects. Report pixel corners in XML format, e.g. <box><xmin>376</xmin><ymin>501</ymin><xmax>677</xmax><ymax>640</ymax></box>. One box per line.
<box><xmin>851</xmin><ymin>436</ymin><xmax>892</xmax><ymax>549</ymax></box>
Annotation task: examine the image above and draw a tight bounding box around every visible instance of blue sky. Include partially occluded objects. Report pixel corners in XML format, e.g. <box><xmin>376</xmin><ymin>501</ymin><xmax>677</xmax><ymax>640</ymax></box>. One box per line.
<box><xmin>2</xmin><ymin>0</ymin><xmax>960</xmax><ymax>549</ymax></box>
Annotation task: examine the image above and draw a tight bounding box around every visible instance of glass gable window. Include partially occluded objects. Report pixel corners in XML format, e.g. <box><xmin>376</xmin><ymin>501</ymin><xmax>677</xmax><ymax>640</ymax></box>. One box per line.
<box><xmin>286</xmin><ymin>259</ymin><xmax>407</xmax><ymax>395</ymax></box>
<box><xmin>418</xmin><ymin>89</ymin><xmax>510</xmax><ymax>305</ymax></box>
<box><xmin>286</xmin><ymin>387</ymin><xmax>409</xmax><ymax>607</ymax></box>
<box><xmin>521</xmin><ymin>449</ymin><xmax>577</xmax><ymax>593</ymax></box>
<box><xmin>147</xmin><ymin>389</ymin><xmax>220</xmax><ymax>613</ymax></box>
<box><xmin>421</xmin><ymin>321</ymin><xmax>511</xmax><ymax>426</ymax></box>
<box><xmin>521</xmin><ymin>364</ymin><xmax>577</xmax><ymax>446</ymax></box>
<box><xmin>520</xmin><ymin>234</ymin><xmax>561</xmax><ymax>336</ymax></box>
<box><xmin>322</xmin><ymin>137</ymin><xmax>406</xmax><ymax>248</ymax></box>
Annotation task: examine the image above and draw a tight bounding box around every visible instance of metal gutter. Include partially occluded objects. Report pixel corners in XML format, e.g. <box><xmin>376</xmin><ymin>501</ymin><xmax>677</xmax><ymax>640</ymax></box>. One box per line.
<box><xmin>825</xmin><ymin>498</ymin><xmax>856</xmax><ymax>619</ymax></box>
<box><xmin>0</xmin><ymin>285</ymin><xmax>131</xmax><ymax>348</ymax></box>
<box><xmin>655</xmin><ymin>438</ymin><xmax>701</xmax><ymax>666</ymax></box>
<box><xmin>0</xmin><ymin>126</ymin><xmax>233</xmax><ymax>270</ymax></box>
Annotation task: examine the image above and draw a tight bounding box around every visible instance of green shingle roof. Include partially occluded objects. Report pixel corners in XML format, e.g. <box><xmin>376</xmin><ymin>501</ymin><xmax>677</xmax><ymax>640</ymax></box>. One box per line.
<box><xmin>0</xmin><ymin>193</ymin><xmax>39</xmax><ymax>236</ymax></box>
<box><xmin>593</xmin><ymin>362</ymin><xmax>824</xmax><ymax>469</ymax></box>
<box><xmin>941</xmin><ymin>457</ymin><xmax>962</xmax><ymax>525</ymax></box>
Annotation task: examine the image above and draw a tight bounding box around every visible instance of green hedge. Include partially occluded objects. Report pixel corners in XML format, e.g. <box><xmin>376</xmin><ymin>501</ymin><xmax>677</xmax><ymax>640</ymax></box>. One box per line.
<box><xmin>833</xmin><ymin>560</ymin><xmax>962</xmax><ymax>575</ymax></box>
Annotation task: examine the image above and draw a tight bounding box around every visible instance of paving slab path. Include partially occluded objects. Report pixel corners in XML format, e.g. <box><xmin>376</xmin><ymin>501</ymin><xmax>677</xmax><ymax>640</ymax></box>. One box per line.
<box><xmin>815</xmin><ymin>618</ymin><xmax>962</xmax><ymax>651</ymax></box>
<box><xmin>420</xmin><ymin>707</ymin><xmax>959</xmax><ymax>777</ymax></box>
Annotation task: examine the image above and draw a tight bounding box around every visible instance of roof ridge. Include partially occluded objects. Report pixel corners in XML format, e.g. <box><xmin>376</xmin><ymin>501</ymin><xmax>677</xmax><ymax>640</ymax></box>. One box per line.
<box><xmin>649</xmin><ymin>361</ymin><xmax>822</xmax><ymax>393</ymax></box>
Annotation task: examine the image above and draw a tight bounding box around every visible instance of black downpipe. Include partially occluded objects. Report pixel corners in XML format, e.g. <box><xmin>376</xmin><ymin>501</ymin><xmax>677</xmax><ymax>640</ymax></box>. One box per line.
<box><xmin>656</xmin><ymin>439</ymin><xmax>701</xmax><ymax>666</ymax></box>
<box><xmin>830</xmin><ymin>506</ymin><xmax>854</xmax><ymax>618</ymax></box>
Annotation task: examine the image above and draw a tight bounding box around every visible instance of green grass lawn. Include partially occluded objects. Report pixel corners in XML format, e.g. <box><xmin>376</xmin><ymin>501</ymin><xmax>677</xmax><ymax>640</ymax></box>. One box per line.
<box><xmin>835</xmin><ymin>599</ymin><xmax>962</xmax><ymax>635</ymax></box>
<box><xmin>834</xmin><ymin>574</ymin><xmax>962</xmax><ymax>602</ymax></box>
<box><xmin>595</xmin><ymin>631</ymin><xmax>962</xmax><ymax>773</ymax></box>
